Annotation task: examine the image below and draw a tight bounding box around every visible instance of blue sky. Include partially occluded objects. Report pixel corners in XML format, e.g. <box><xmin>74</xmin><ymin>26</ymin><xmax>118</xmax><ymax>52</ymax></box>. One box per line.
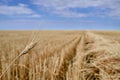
<box><xmin>0</xmin><ymin>0</ymin><xmax>120</xmax><ymax>30</ymax></box>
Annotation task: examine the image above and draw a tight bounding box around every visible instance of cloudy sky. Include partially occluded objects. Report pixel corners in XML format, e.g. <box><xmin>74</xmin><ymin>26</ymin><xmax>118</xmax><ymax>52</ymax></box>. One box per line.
<box><xmin>0</xmin><ymin>0</ymin><xmax>120</xmax><ymax>30</ymax></box>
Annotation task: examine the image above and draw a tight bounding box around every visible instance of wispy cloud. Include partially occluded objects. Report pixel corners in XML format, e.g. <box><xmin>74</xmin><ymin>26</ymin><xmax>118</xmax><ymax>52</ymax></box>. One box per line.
<box><xmin>0</xmin><ymin>3</ymin><xmax>41</xmax><ymax>18</ymax></box>
<box><xmin>32</xmin><ymin>0</ymin><xmax>120</xmax><ymax>18</ymax></box>
<box><xmin>53</xmin><ymin>9</ymin><xmax>87</xmax><ymax>18</ymax></box>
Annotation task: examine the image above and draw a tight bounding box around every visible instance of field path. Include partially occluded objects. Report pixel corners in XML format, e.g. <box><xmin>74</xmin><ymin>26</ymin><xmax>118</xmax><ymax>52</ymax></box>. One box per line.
<box><xmin>56</xmin><ymin>36</ymin><xmax>81</xmax><ymax>80</ymax></box>
<box><xmin>66</xmin><ymin>31</ymin><xmax>120</xmax><ymax>80</ymax></box>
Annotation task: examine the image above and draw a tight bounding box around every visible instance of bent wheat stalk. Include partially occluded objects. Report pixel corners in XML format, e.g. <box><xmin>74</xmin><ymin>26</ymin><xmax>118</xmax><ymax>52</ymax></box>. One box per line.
<box><xmin>0</xmin><ymin>41</ymin><xmax>38</xmax><ymax>79</ymax></box>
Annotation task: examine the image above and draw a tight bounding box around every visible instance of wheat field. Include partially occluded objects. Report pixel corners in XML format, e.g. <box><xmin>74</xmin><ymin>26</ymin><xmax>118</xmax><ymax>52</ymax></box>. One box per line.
<box><xmin>0</xmin><ymin>30</ymin><xmax>120</xmax><ymax>80</ymax></box>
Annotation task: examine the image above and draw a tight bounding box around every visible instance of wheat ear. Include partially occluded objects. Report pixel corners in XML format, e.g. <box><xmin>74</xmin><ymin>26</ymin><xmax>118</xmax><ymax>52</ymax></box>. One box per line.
<box><xmin>0</xmin><ymin>41</ymin><xmax>38</xmax><ymax>79</ymax></box>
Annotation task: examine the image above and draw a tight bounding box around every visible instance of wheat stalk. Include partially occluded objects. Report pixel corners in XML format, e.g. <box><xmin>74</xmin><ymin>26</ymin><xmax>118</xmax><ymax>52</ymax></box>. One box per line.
<box><xmin>0</xmin><ymin>41</ymin><xmax>38</xmax><ymax>79</ymax></box>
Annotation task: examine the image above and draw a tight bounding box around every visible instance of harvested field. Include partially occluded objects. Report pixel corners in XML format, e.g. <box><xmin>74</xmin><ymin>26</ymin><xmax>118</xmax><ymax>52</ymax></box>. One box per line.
<box><xmin>0</xmin><ymin>31</ymin><xmax>120</xmax><ymax>80</ymax></box>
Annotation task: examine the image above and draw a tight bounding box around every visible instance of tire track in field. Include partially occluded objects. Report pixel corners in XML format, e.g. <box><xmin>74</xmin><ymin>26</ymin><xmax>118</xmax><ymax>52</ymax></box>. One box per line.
<box><xmin>66</xmin><ymin>32</ymin><xmax>89</xmax><ymax>80</ymax></box>
<box><xmin>55</xmin><ymin>36</ymin><xmax>81</xmax><ymax>80</ymax></box>
<box><xmin>70</xmin><ymin>31</ymin><xmax>120</xmax><ymax>80</ymax></box>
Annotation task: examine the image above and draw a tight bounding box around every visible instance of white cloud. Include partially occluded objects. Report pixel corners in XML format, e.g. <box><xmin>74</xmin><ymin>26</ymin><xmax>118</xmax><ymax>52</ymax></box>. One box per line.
<box><xmin>0</xmin><ymin>3</ymin><xmax>41</xmax><ymax>18</ymax></box>
<box><xmin>32</xmin><ymin>0</ymin><xmax>120</xmax><ymax>18</ymax></box>
<box><xmin>28</xmin><ymin>14</ymin><xmax>41</xmax><ymax>18</ymax></box>
<box><xmin>53</xmin><ymin>10</ymin><xmax>87</xmax><ymax>18</ymax></box>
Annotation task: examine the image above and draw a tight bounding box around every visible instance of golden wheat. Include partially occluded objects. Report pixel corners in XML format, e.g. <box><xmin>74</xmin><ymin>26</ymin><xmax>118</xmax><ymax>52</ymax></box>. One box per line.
<box><xmin>0</xmin><ymin>30</ymin><xmax>120</xmax><ymax>80</ymax></box>
<box><xmin>0</xmin><ymin>41</ymin><xmax>38</xmax><ymax>79</ymax></box>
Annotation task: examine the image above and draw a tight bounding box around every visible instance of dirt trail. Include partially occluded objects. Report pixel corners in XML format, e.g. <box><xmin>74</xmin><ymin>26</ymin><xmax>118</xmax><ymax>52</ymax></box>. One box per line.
<box><xmin>55</xmin><ymin>36</ymin><xmax>81</xmax><ymax>80</ymax></box>
<box><xmin>65</xmin><ymin>31</ymin><xmax>120</xmax><ymax>80</ymax></box>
